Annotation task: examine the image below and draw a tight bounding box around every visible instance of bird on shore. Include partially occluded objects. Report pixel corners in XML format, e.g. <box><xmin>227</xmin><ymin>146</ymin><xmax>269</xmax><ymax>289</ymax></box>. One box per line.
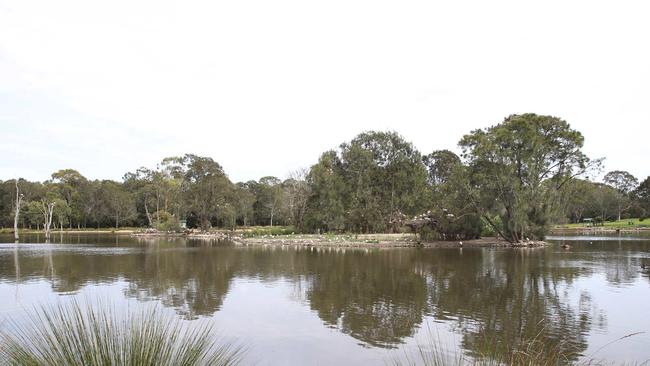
<box><xmin>561</xmin><ymin>244</ymin><xmax>571</xmax><ymax>250</ymax></box>
<box><xmin>459</xmin><ymin>241</ymin><xmax>463</xmax><ymax>247</ymax></box>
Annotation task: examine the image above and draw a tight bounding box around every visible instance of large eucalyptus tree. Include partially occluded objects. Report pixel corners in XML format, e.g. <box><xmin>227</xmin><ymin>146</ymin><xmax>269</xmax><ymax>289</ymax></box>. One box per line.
<box><xmin>460</xmin><ymin>114</ymin><xmax>598</xmax><ymax>242</ymax></box>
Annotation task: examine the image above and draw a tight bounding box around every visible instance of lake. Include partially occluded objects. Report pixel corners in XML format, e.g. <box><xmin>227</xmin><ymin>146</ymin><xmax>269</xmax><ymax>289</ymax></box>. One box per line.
<box><xmin>1</xmin><ymin>233</ymin><xmax>649</xmax><ymax>365</ymax></box>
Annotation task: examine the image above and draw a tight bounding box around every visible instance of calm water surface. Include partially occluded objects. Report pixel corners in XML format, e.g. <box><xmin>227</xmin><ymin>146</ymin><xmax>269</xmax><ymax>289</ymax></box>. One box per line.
<box><xmin>1</xmin><ymin>233</ymin><xmax>649</xmax><ymax>364</ymax></box>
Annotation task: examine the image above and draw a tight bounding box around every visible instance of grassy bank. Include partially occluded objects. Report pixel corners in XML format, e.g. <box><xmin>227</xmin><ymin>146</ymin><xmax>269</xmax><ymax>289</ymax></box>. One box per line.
<box><xmin>555</xmin><ymin>218</ymin><xmax>650</xmax><ymax>230</ymax></box>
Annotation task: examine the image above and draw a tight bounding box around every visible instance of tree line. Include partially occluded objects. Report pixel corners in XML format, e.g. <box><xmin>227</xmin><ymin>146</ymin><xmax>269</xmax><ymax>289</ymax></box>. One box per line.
<box><xmin>2</xmin><ymin>114</ymin><xmax>649</xmax><ymax>242</ymax></box>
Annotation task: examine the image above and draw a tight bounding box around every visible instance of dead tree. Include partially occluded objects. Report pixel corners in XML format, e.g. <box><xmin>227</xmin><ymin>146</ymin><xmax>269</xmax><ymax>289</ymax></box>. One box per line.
<box><xmin>14</xmin><ymin>180</ymin><xmax>24</xmax><ymax>241</ymax></box>
<box><xmin>39</xmin><ymin>200</ymin><xmax>56</xmax><ymax>241</ymax></box>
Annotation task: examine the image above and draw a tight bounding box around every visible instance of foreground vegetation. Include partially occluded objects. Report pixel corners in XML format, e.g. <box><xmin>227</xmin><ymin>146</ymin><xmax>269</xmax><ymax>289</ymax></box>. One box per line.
<box><xmin>2</xmin><ymin>114</ymin><xmax>649</xmax><ymax>243</ymax></box>
<box><xmin>0</xmin><ymin>301</ymin><xmax>243</xmax><ymax>366</ymax></box>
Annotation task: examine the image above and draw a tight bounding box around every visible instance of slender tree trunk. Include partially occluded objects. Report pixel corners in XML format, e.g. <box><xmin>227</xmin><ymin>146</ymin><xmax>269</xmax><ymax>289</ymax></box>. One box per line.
<box><xmin>14</xmin><ymin>181</ymin><xmax>23</xmax><ymax>241</ymax></box>
<box><xmin>270</xmin><ymin>207</ymin><xmax>274</xmax><ymax>227</ymax></box>
<box><xmin>156</xmin><ymin>192</ymin><xmax>160</xmax><ymax>223</ymax></box>
<box><xmin>482</xmin><ymin>214</ymin><xmax>508</xmax><ymax>243</ymax></box>
<box><xmin>42</xmin><ymin>202</ymin><xmax>55</xmax><ymax>241</ymax></box>
<box><xmin>144</xmin><ymin>200</ymin><xmax>154</xmax><ymax>227</ymax></box>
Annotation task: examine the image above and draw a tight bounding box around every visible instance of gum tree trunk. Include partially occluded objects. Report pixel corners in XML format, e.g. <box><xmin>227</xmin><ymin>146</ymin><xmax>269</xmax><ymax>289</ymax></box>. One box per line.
<box><xmin>14</xmin><ymin>181</ymin><xmax>24</xmax><ymax>241</ymax></box>
<box><xmin>41</xmin><ymin>201</ymin><xmax>55</xmax><ymax>241</ymax></box>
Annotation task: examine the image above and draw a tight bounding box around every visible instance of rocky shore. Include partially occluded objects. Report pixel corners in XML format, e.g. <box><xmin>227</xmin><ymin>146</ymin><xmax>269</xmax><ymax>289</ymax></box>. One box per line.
<box><xmin>130</xmin><ymin>230</ymin><xmax>547</xmax><ymax>248</ymax></box>
<box><xmin>233</xmin><ymin>234</ymin><xmax>546</xmax><ymax>248</ymax></box>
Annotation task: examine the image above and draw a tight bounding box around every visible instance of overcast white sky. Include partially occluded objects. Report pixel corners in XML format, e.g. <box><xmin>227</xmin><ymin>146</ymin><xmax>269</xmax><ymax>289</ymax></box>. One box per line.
<box><xmin>1</xmin><ymin>0</ymin><xmax>648</xmax><ymax>183</ymax></box>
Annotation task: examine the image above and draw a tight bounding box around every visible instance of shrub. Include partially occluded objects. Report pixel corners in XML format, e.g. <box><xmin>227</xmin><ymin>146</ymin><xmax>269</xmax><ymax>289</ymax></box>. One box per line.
<box><xmin>154</xmin><ymin>210</ymin><xmax>182</xmax><ymax>232</ymax></box>
<box><xmin>418</xmin><ymin>225</ymin><xmax>440</xmax><ymax>242</ymax></box>
<box><xmin>0</xmin><ymin>300</ymin><xmax>243</xmax><ymax>366</ymax></box>
<box><xmin>242</xmin><ymin>226</ymin><xmax>295</xmax><ymax>238</ymax></box>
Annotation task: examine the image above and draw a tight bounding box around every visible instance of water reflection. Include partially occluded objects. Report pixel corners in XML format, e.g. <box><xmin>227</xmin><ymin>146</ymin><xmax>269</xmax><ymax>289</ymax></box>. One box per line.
<box><xmin>305</xmin><ymin>250</ymin><xmax>427</xmax><ymax>347</ymax></box>
<box><xmin>124</xmin><ymin>245</ymin><xmax>238</xmax><ymax>319</ymax></box>
<box><xmin>419</xmin><ymin>249</ymin><xmax>591</xmax><ymax>359</ymax></box>
<box><xmin>1</xmin><ymin>234</ymin><xmax>649</xmax><ymax>363</ymax></box>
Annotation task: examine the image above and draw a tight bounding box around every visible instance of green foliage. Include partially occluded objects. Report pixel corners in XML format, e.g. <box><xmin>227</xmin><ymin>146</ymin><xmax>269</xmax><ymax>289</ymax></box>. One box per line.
<box><xmin>634</xmin><ymin>176</ymin><xmax>650</xmax><ymax>219</ymax></box>
<box><xmin>418</xmin><ymin>225</ymin><xmax>437</xmax><ymax>242</ymax></box>
<box><xmin>154</xmin><ymin>210</ymin><xmax>182</xmax><ymax>232</ymax></box>
<box><xmin>479</xmin><ymin>216</ymin><xmax>500</xmax><ymax>237</ymax></box>
<box><xmin>305</xmin><ymin>131</ymin><xmax>429</xmax><ymax>233</ymax></box>
<box><xmin>460</xmin><ymin>114</ymin><xmax>596</xmax><ymax>242</ymax></box>
<box><xmin>282</xmin><ymin>171</ymin><xmax>312</xmax><ymax>231</ymax></box>
<box><xmin>603</xmin><ymin>170</ymin><xmax>639</xmax><ymax>220</ymax></box>
<box><xmin>241</xmin><ymin>226</ymin><xmax>295</xmax><ymax>237</ymax></box>
<box><xmin>427</xmin><ymin>161</ymin><xmax>484</xmax><ymax>240</ymax></box>
<box><xmin>165</xmin><ymin>154</ymin><xmax>232</xmax><ymax>230</ymax></box>
<box><xmin>4</xmin><ymin>119</ymin><xmax>643</xmax><ymax>237</ymax></box>
<box><xmin>256</xmin><ymin>176</ymin><xmax>285</xmax><ymax>226</ymax></box>
<box><xmin>99</xmin><ymin>180</ymin><xmax>137</xmax><ymax>229</ymax></box>
<box><xmin>304</xmin><ymin>150</ymin><xmax>346</xmax><ymax>232</ymax></box>
<box><xmin>604</xmin><ymin>170</ymin><xmax>639</xmax><ymax>195</ymax></box>
<box><xmin>0</xmin><ymin>300</ymin><xmax>243</xmax><ymax>366</ymax></box>
<box><xmin>422</xmin><ymin>150</ymin><xmax>461</xmax><ymax>186</ymax></box>
<box><xmin>232</xmin><ymin>184</ymin><xmax>256</xmax><ymax>227</ymax></box>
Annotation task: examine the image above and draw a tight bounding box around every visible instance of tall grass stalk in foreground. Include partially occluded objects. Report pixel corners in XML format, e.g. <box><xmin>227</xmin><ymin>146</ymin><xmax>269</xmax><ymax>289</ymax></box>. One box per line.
<box><xmin>0</xmin><ymin>300</ymin><xmax>243</xmax><ymax>366</ymax></box>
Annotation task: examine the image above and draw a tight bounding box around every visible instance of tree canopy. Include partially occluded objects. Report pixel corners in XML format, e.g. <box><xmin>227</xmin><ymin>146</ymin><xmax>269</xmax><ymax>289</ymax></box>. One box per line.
<box><xmin>4</xmin><ymin>114</ymin><xmax>645</xmax><ymax>241</ymax></box>
<box><xmin>459</xmin><ymin>114</ymin><xmax>597</xmax><ymax>241</ymax></box>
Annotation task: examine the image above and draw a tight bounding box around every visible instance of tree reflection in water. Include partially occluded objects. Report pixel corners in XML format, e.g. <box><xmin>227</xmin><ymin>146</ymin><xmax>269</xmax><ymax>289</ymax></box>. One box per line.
<box><xmin>2</xmin><ymin>235</ymin><xmax>650</xmax><ymax>362</ymax></box>
<box><xmin>304</xmin><ymin>249</ymin><xmax>428</xmax><ymax>348</ymax></box>
<box><xmin>418</xmin><ymin>249</ymin><xmax>592</xmax><ymax>361</ymax></box>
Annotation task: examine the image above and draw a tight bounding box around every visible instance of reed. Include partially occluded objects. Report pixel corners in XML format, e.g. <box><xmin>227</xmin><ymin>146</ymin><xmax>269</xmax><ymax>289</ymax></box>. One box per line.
<box><xmin>0</xmin><ymin>300</ymin><xmax>243</xmax><ymax>366</ymax></box>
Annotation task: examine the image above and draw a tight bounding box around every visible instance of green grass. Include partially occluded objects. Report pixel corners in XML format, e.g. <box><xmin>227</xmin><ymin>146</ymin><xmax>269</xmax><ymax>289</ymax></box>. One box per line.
<box><xmin>557</xmin><ymin>218</ymin><xmax>650</xmax><ymax>230</ymax></box>
<box><xmin>240</xmin><ymin>226</ymin><xmax>296</xmax><ymax>237</ymax></box>
<box><xmin>0</xmin><ymin>300</ymin><xmax>243</xmax><ymax>366</ymax></box>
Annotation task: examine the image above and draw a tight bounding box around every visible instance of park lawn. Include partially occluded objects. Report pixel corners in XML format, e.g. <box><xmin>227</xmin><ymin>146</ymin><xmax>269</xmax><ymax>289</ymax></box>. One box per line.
<box><xmin>557</xmin><ymin>218</ymin><xmax>650</xmax><ymax>229</ymax></box>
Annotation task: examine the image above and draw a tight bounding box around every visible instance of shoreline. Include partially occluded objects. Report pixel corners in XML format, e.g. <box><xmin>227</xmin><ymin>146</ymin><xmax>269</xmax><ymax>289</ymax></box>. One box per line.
<box><xmin>551</xmin><ymin>227</ymin><xmax>650</xmax><ymax>234</ymax></box>
<box><xmin>234</xmin><ymin>235</ymin><xmax>546</xmax><ymax>248</ymax></box>
<box><xmin>4</xmin><ymin>230</ymin><xmax>548</xmax><ymax>248</ymax></box>
<box><xmin>1</xmin><ymin>229</ymin><xmax>136</xmax><ymax>235</ymax></box>
<box><xmin>131</xmin><ymin>231</ymin><xmax>547</xmax><ymax>248</ymax></box>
